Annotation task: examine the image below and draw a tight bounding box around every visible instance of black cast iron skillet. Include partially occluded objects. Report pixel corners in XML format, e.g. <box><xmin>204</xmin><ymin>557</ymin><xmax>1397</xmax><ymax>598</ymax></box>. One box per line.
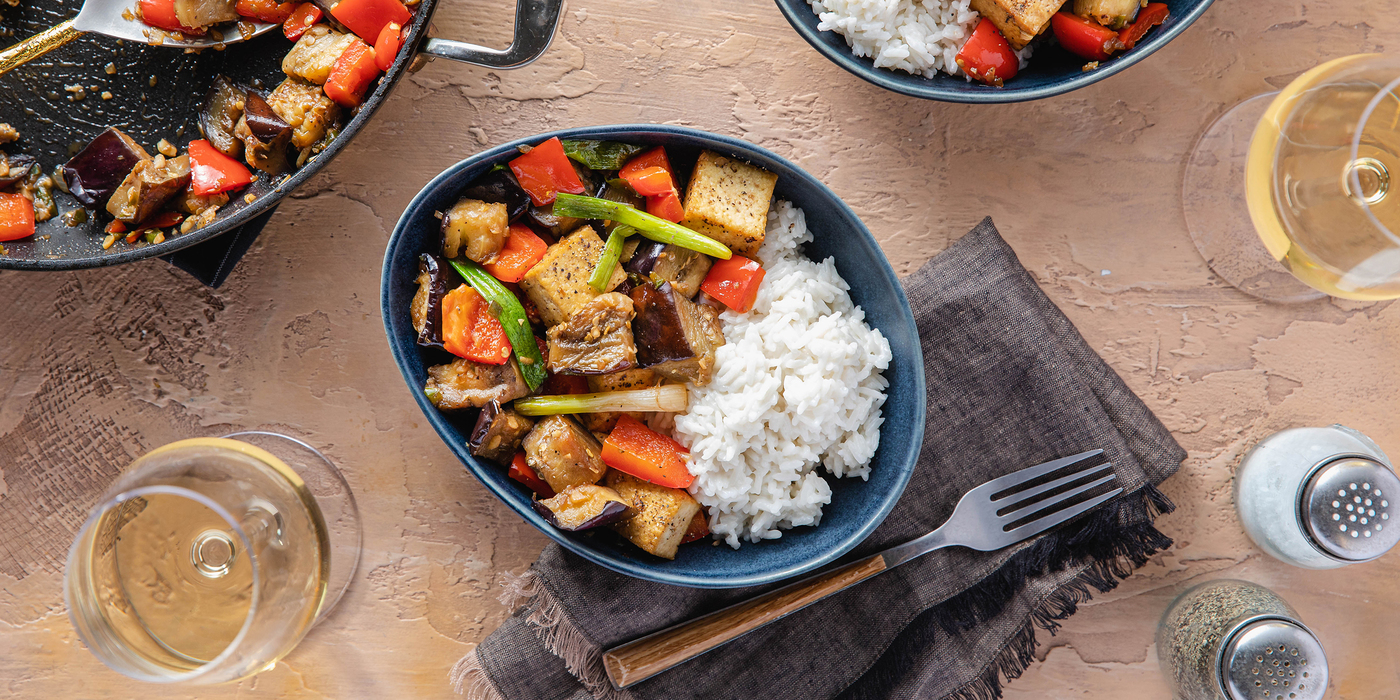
<box><xmin>0</xmin><ymin>0</ymin><xmax>561</xmax><ymax>271</ymax></box>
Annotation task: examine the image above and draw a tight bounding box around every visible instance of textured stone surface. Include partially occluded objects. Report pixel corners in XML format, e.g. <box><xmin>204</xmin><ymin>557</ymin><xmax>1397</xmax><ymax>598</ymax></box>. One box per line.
<box><xmin>2</xmin><ymin>0</ymin><xmax>1398</xmax><ymax>697</ymax></box>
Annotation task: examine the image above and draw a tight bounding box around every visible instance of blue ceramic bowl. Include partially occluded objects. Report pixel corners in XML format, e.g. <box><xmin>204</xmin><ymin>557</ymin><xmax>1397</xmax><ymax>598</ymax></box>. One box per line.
<box><xmin>381</xmin><ymin>125</ymin><xmax>925</xmax><ymax>587</ymax></box>
<box><xmin>774</xmin><ymin>0</ymin><xmax>1215</xmax><ymax>103</ymax></box>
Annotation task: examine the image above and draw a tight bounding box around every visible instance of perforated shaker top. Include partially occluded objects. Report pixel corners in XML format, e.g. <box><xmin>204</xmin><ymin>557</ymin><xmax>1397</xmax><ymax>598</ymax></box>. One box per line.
<box><xmin>1220</xmin><ymin>619</ymin><xmax>1328</xmax><ymax>700</ymax></box>
<box><xmin>1301</xmin><ymin>457</ymin><xmax>1400</xmax><ymax>561</ymax></box>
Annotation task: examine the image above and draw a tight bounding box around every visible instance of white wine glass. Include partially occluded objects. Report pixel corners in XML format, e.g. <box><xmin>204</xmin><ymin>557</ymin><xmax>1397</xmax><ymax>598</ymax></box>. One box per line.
<box><xmin>64</xmin><ymin>432</ymin><xmax>361</xmax><ymax>684</ymax></box>
<box><xmin>1184</xmin><ymin>54</ymin><xmax>1400</xmax><ymax>302</ymax></box>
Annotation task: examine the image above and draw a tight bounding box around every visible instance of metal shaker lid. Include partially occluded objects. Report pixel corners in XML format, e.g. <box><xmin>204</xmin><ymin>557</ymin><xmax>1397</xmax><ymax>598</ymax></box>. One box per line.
<box><xmin>1220</xmin><ymin>618</ymin><xmax>1328</xmax><ymax>700</ymax></box>
<box><xmin>1300</xmin><ymin>456</ymin><xmax>1400</xmax><ymax>561</ymax></box>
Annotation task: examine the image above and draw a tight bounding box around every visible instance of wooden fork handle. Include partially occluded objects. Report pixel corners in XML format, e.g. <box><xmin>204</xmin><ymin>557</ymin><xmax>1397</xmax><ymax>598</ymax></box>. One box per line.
<box><xmin>602</xmin><ymin>554</ymin><xmax>888</xmax><ymax>689</ymax></box>
<box><xmin>0</xmin><ymin>20</ymin><xmax>82</xmax><ymax>77</ymax></box>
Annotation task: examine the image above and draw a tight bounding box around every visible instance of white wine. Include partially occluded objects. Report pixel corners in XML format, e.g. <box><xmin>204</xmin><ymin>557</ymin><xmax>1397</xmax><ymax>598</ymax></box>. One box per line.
<box><xmin>1247</xmin><ymin>54</ymin><xmax>1400</xmax><ymax>300</ymax></box>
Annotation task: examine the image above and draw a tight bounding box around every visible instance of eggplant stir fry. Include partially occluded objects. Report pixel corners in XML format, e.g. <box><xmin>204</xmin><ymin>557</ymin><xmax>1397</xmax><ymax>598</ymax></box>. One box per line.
<box><xmin>0</xmin><ymin>0</ymin><xmax>415</xmax><ymax>247</ymax></box>
<box><xmin>412</xmin><ymin>138</ymin><xmax>778</xmax><ymax>559</ymax></box>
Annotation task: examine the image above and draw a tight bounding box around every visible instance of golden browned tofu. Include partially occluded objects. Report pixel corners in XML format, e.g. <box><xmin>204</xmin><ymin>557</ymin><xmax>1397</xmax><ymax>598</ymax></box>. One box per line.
<box><xmin>519</xmin><ymin>226</ymin><xmax>626</xmax><ymax>326</ymax></box>
<box><xmin>106</xmin><ymin>155</ymin><xmax>191</xmax><ymax>223</ymax></box>
<box><xmin>969</xmin><ymin>0</ymin><xmax>1064</xmax><ymax>48</ymax></box>
<box><xmin>524</xmin><ymin>415</ymin><xmax>608</xmax><ymax>493</ymax></box>
<box><xmin>680</xmin><ymin>151</ymin><xmax>778</xmax><ymax>257</ymax></box>
<box><xmin>605</xmin><ymin>471</ymin><xmax>701</xmax><ymax>560</ymax></box>
<box><xmin>424</xmin><ymin>358</ymin><xmax>528</xmax><ymax>410</ymax></box>
<box><xmin>282</xmin><ymin>25</ymin><xmax>357</xmax><ymax>85</ymax></box>
<box><xmin>267</xmin><ymin>78</ymin><xmax>341</xmax><ymax>150</ymax></box>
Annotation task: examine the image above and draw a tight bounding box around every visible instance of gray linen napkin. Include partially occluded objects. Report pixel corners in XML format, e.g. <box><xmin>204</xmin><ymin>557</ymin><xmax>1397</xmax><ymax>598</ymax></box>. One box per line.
<box><xmin>453</xmin><ymin>218</ymin><xmax>1184</xmax><ymax>700</ymax></box>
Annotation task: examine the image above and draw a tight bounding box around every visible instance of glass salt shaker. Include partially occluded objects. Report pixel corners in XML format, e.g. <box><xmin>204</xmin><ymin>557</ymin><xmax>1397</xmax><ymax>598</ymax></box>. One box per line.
<box><xmin>1234</xmin><ymin>424</ymin><xmax>1400</xmax><ymax>569</ymax></box>
<box><xmin>1157</xmin><ymin>580</ymin><xmax>1328</xmax><ymax>700</ymax></box>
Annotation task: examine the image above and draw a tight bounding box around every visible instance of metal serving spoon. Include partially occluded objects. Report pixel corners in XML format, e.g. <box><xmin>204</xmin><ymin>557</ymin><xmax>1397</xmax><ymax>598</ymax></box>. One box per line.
<box><xmin>0</xmin><ymin>1</ymin><xmax>277</xmax><ymax>76</ymax></box>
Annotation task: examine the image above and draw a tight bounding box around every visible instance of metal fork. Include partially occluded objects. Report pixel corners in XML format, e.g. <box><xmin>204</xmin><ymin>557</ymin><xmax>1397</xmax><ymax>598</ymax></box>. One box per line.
<box><xmin>602</xmin><ymin>449</ymin><xmax>1122</xmax><ymax>689</ymax></box>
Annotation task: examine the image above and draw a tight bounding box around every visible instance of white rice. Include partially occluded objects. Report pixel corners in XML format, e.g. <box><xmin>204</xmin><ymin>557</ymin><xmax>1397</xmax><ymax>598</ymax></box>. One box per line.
<box><xmin>673</xmin><ymin>202</ymin><xmax>893</xmax><ymax>548</ymax></box>
<box><xmin>806</xmin><ymin>0</ymin><xmax>1032</xmax><ymax>79</ymax></box>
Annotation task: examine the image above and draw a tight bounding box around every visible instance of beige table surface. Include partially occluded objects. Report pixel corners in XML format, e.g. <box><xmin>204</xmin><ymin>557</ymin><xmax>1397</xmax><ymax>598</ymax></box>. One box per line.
<box><xmin>2</xmin><ymin>0</ymin><xmax>1398</xmax><ymax>697</ymax></box>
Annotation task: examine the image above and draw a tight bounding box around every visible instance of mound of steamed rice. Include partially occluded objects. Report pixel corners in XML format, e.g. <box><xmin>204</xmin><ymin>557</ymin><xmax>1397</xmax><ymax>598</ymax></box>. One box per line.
<box><xmin>673</xmin><ymin>201</ymin><xmax>892</xmax><ymax>548</ymax></box>
<box><xmin>806</xmin><ymin>0</ymin><xmax>1030</xmax><ymax>79</ymax></box>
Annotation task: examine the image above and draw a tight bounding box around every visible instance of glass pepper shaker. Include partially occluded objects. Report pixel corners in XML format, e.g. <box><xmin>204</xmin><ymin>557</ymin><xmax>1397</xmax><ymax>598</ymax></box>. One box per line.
<box><xmin>1157</xmin><ymin>580</ymin><xmax>1328</xmax><ymax>700</ymax></box>
<box><xmin>1234</xmin><ymin>424</ymin><xmax>1400</xmax><ymax>569</ymax></box>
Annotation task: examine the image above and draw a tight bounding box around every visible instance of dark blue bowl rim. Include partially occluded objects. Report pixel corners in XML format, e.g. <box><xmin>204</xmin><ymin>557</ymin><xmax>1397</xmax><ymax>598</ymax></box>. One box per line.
<box><xmin>381</xmin><ymin>124</ymin><xmax>925</xmax><ymax>588</ymax></box>
<box><xmin>772</xmin><ymin>0</ymin><xmax>1217</xmax><ymax>103</ymax></box>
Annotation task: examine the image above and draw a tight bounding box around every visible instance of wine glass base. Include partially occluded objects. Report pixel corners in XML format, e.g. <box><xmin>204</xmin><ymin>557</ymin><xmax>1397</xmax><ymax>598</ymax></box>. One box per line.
<box><xmin>222</xmin><ymin>431</ymin><xmax>362</xmax><ymax>625</ymax></box>
<box><xmin>1183</xmin><ymin>93</ymin><xmax>1328</xmax><ymax>304</ymax></box>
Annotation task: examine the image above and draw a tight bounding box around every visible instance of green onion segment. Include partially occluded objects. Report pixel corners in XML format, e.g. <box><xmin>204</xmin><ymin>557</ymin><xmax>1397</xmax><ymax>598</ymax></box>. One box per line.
<box><xmin>514</xmin><ymin>385</ymin><xmax>689</xmax><ymax>416</ymax></box>
<box><xmin>552</xmin><ymin>194</ymin><xmax>731</xmax><ymax>260</ymax></box>
<box><xmin>446</xmin><ymin>258</ymin><xmax>548</xmax><ymax>391</ymax></box>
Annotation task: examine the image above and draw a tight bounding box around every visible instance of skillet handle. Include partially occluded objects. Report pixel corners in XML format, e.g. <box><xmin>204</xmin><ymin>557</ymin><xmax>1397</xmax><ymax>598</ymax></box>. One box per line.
<box><xmin>418</xmin><ymin>0</ymin><xmax>562</xmax><ymax>69</ymax></box>
<box><xmin>0</xmin><ymin>20</ymin><xmax>82</xmax><ymax>76</ymax></box>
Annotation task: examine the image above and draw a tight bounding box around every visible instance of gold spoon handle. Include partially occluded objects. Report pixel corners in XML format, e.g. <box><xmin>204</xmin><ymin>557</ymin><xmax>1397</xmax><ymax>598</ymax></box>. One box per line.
<box><xmin>0</xmin><ymin>20</ymin><xmax>83</xmax><ymax>76</ymax></box>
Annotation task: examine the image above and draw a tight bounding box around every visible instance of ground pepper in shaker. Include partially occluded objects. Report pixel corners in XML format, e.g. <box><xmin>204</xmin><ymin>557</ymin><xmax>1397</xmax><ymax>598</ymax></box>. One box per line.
<box><xmin>1234</xmin><ymin>425</ymin><xmax>1400</xmax><ymax>569</ymax></box>
<box><xmin>1156</xmin><ymin>580</ymin><xmax>1328</xmax><ymax>700</ymax></box>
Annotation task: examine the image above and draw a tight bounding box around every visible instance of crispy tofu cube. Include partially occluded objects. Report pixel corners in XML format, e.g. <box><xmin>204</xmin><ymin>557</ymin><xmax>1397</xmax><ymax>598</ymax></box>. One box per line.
<box><xmin>969</xmin><ymin>0</ymin><xmax>1062</xmax><ymax>49</ymax></box>
<box><xmin>524</xmin><ymin>415</ymin><xmax>608</xmax><ymax>493</ymax></box>
<box><xmin>282</xmin><ymin>25</ymin><xmax>358</xmax><ymax>85</ymax></box>
<box><xmin>267</xmin><ymin>78</ymin><xmax>341</xmax><ymax>149</ymax></box>
<box><xmin>680</xmin><ymin>151</ymin><xmax>778</xmax><ymax>257</ymax></box>
<box><xmin>519</xmin><ymin>226</ymin><xmax>626</xmax><ymax>326</ymax></box>
<box><xmin>605</xmin><ymin>471</ymin><xmax>701</xmax><ymax>560</ymax></box>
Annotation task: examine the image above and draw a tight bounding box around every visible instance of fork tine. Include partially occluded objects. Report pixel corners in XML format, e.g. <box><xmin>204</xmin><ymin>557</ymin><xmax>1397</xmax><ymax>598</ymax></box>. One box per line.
<box><xmin>996</xmin><ymin>464</ymin><xmax>1114</xmax><ymax>515</ymax></box>
<box><xmin>998</xmin><ymin>471</ymin><xmax>1118</xmax><ymax>522</ymax></box>
<box><xmin>982</xmin><ymin>449</ymin><xmax>1105</xmax><ymax>498</ymax></box>
<box><xmin>1002</xmin><ymin>487</ymin><xmax>1124</xmax><ymax>538</ymax></box>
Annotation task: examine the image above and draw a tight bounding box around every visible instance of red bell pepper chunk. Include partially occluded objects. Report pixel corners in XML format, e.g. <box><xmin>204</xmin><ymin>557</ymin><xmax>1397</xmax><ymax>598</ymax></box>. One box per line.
<box><xmin>441</xmin><ymin>284</ymin><xmax>513</xmax><ymax>364</ymax></box>
<box><xmin>188</xmin><ymin>140</ymin><xmax>255</xmax><ymax>196</ymax></box>
<box><xmin>621</xmin><ymin>147</ymin><xmax>685</xmax><ymax>222</ymax></box>
<box><xmin>138</xmin><ymin>0</ymin><xmax>204</xmax><ymax>33</ymax></box>
<box><xmin>331</xmin><ymin>0</ymin><xmax>411</xmax><ymax>43</ymax></box>
<box><xmin>483</xmin><ymin>223</ymin><xmax>548</xmax><ymax>283</ymax></box>
<box><xmin>374</xmin><ymin>21</ymin><xmax>404</xmax><ymax>71</ymax></box>
<box><xmin>622</xmin><ymin>166</ymin><xmax>674</xmax><ymax>197</ymax></box>
<box><xmin>1119</xmin><ymin>3</ymin><xmax>1169</xmax><ymax>50</ymax></box>
<box><xmin>324</xmin><ymin>39</ymin><xmax>382</xmax><ymax>108</ymax></box>
<box><xmin>509</xmin><ymin>137</ymin><xmax>586</xmax><ymax>207</ymax></box>
<box><xmin>645</xmin><ymin>190</ymin><xmax>685</xmax><ymax>223</ymax></box>
<box><xmin>619</xmin><ymin>147</ymin><xmax>673</xmax><ymax>179</ymax></box>
<box><xmin>602</xmin><ymin>415</ymin><xmax>694</xmax><ymax>489</ymax></box>
<box><xmin>282</xmin><ymin>2</ymin><xmax>322</xmax><ymax>40</ymax></box>
<box><xmin>105</xmin><ymin>220</ymin><xmax>128</xmax><ymax>234</ymax></box>
<box><xmin>680</xmin><ymin>511</ymin><xmax>709</xmax><ymax>545</ymax></box>
<box><xmin>235</xmin><ymin>0</ymin><xmax>297</xmax><ymax>23</ymax></box>
<box><xmin>700</xmin><ymin>254</ymin><xmax>765</xmax><ymax>313</ymax></box>
<box><xmin>955</xmin><ymin>18</ymin><xmax>1019</xmax><ymax>87</ymax></box>
<box><xmin>0</xmin><ymin>193</ymin><xmax>36</xmax><ymax>242</ymax></box>
<box><xmin>1052</xmin><ymin>12</ymin><xmax>1125</xmax><ymax>62</ymax></box>
<box><xmin>509</xmin><ymin>451</ymin><xmax>555</xmax><ymax>499</ymax></box>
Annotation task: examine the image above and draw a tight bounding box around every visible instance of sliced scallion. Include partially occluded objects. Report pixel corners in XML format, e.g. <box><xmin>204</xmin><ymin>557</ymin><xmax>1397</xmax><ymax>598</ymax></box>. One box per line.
<box><xmin>513</xmin><ymin>385</ymin><xmax>689</xmax><ymax>416</ymax></box>
<box><xmin>552</xmin><ymin>193</ymin><xmax>731</xmax><ymax>260</ymax></box>
<box><xmin>590</xmin><ymin>225</ymin><xmax>635</xmax><ymax>292</ymax></box>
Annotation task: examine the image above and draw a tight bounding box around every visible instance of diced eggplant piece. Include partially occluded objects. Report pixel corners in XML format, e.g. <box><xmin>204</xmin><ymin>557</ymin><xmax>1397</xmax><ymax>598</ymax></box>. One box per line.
<box><xmin>527</xmin><ymin>202</ymin><xmax>582</xmax><ymax>239</ymax></box>
<box><xmin>200</xmin><ymin>76</ymin><xmax>247</xmax><ymax>159</ymax></box>
<box><xmin>174</xmin><ymin>189</ymin><xmax>229</xmax><ymax>216</ymax></box>
<box><xmin>243</xmin><ymin>91</ymin><xmax>293</xmax><ymax>143</ymax></box>
<box><xmin>174</xmin><ymin>0</ymin><xmax>237</xmax><ymax>29</ymax></box>
<box><xmin>469</xmin><ymin>400</ymin><xmax>536</xmax><ymax>465</ymax></box>
<box><xmin>106</xmin><ymin>155</ymin><xmax>191</xmax><ymax>223</ymax></box>
<box><xmin>546</xmin><ymin>292</ymin><xmax>637</xmax><ymax>375</ymax></box>
<box><xmin>462</xmin><ymin>169</ymin><xmax>531</xmax><ymax>223</ymax></box>
<box><xmin>532</xmin><ymin>484</ymin><xmax>636</xmax><ymax>531</ymax></box>
<box><xmin>63</xmin><ymin>128</ymin><xmax>150</xmax><ymax>209</ymax></box>
<box><xmin>442</xmin><ymin>198</ymin><xmax>509</xmax><ymax>263</ymax></box>
<box><xmin>630</xmin><ymin>281</ymin><xmax>725</xmax><ymax>386</ymax></box>
<box><xmin>282</xmin><ymin>25</ymin><xmax>358</xmax><ymax>85</ymax></box>
<box><xmin>266</xmin><ymin>78</ymin><xmax>341</xmax><ymax>150</ymax></box>
<box><xmin>424</xmin><ymin>357</ymin><xmax>529</xmax><ymax>410</ymax></box>
<box><xmin>605</xmin><ymin>471</ymin><xmax>702</xmax><ymax>560</ymax></box>
<box><xmin>1073</xmin><ymin>0</ymin><xmax>1141</xmax><ymax>28</ymax></box>
<box><xmin>411</xmin><ymin>253</ymin><xmax>449</xmax><ymax>350</ymax></box>
<box><xmin>234</xmin><ymin>113</ymin><xmax>291</xmax><ymax>175</ymax></box>
<box><xmin>679</xmin><ymin>151</ymin><xmax>778</xmax><ymax>257</ymax></box>
<box><xmin>523</xmin><ymin>415</ymin><xmax>608</xmax><ymax>493</ymax></box>
<box><xmin>519</xmin><ymin>226</ymin><xmax>627</xmax><ymax>326</ymax></box>
<box><xmin>0</xmin><ymin>153</ymin><xmax>36</xmax><ymax>189</ymax></box>
<box><xmin>570</xmin><ymin>160</ymin><xmax>600</xmax><ymax>200</ymax></box>
<box><xmin>625</xmin><ymin>241</ymin><xmax>714</xmax><ymax>298</ymax></box>
<box><xmin>587</xmin><ymin>368</ymin><xmax>661</xmax><ymax>393</ymax></box>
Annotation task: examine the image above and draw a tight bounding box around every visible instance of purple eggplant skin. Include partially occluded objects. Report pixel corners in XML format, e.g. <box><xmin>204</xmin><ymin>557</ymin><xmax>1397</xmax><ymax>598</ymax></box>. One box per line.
<box><xmin>462</xmin><ymin>168</ymin><xmax>531</xmax><ymax>223</ymax></box>
<box><xmin>62</xmin><ymin>128</ymin><xmax>149</xmax><ymax>208</ymax></box>
<box><xmin>0</xmin><ymin>154</ymin><xmax>36</xmax><ymax>189</ymax></box>
<box><xmin>531</xmin><ymin>485</ymin><xmax>634</xmax><ymax>531</ymax></box>
<box><xmin>411</xmin><ymin>253</ymin><xmax>449</xmax><ymax>350</ymax></box>
<box><xmin>243</xmin><ymin>91</ymin><xmax>292</xmax><ymax>143</ymax></box>
<box><xmin>200</xmin><ymin>75</ymin><xmax>247</xmax><ymax>159</ymax></box>
<box><xmin>630</xmin><ymin>281</ymin><xmax>693</xmax><ymax>366</ymax></box>
<box><xmin>468</xmin><ymin>399</ymin><xmax>535</xmax><ymax>465</ymax></box>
